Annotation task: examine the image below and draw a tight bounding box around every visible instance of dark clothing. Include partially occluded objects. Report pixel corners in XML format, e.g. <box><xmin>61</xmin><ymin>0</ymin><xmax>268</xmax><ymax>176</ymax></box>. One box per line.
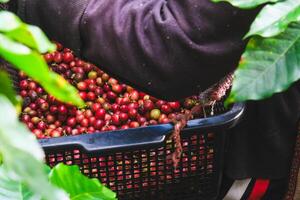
<box><xmin>226</xmin><ymin>82</ymin><xmax>300</xmax><ymax>179</ymax></box>
<box><xmin>16</xmin><ymin>0</ymin><xmax>258</xmax><ymax>100</ymax></box>
<box><xmin>12</xmin><ymin>0</ymin><xmax>299</xmax><ymax>179</ymax></box>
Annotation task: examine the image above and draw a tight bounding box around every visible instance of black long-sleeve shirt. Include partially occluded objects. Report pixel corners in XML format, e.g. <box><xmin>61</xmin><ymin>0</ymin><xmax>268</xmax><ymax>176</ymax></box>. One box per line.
<box><xmin>13</xmin><ymin>0</ymin><xmax>300</xmax><ymax>179</ymax></box>
<box><xmin>18</xmin><ymin>0</ymin><xmax>258</xmax><ymax>99</ymax></box>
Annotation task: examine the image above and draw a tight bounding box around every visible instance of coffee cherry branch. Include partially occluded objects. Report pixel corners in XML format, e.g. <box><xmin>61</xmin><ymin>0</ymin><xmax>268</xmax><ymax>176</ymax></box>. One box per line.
<box><xmin>170</xmin><ymin>73</ymin><xmax>234</xmax><ymax>167</ymax></box>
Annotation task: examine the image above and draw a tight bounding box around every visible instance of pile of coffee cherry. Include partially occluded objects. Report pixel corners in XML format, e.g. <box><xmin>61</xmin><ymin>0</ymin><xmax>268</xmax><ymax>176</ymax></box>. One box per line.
<box><xmin>19</xmin><ymin>43</ymin><xmax>199</xmax><ymax>139</ymax></box>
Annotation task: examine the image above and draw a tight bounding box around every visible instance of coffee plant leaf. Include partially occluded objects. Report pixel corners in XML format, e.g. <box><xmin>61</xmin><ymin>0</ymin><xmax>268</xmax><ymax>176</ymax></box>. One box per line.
<box><xmin>49</xmin><ymin>163</ymin><xmax>117</xmax><ymax>200</ymax></box>
<box><xmin>211</xmin><ymin>0</ymin><xmax>280</xmax><ymax>9</ymax></box>
<box><xmin>245</xmin><ymin>0</ymin><xmax>300</xmax><ymax>38</ymax></box>
<box><xmin>0</xmin><ymin>95</ymin><xmax>69</xmax><ymax>200</ymax></box>
<box><xmin>0</xmin><ymin>33</ymin><xmax>84</xmax><ymax>107</ymax></box>
<box><xmin>226</xmin><ymin>22</ymin><xmax>300</xmax><ymax>104</ymax></box>
<box><xmin>0</xmin><ymin>11</ymin><xmax>55</xmax><ymax>53</ymax></box>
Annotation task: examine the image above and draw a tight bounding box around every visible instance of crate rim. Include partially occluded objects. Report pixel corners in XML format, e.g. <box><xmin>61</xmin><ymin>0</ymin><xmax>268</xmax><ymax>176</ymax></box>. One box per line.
<box><xmin>39</xmin><ymin>102</ymin><xmax>245</xmax><ymax>153</ymax></box>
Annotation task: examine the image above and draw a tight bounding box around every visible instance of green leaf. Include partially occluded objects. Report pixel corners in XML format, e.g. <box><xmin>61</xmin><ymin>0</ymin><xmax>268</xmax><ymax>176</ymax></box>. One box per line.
<box><xmin>245</xmin><ymin>0</ymin><xmax>300</xmax><ymax>38</ymax></box>
<box><xmin>0</xmin><ymin>95</ymin><xmax>44</xmax><ymax>161</ymax></box>
<box><xmin>0</xmin><ymin>163</ymin><xmax>115</xmax><ymax>200</ymax></box>
<box><xmin>0</xmin><ymin>165</ymin><xmax>45</xmax><ymax>200</ymax></box>
<box><xmin>0</xmin><ymin>167</ymin><xmax>21</xmax><ymax>200</ymax></box>
<box><xmin>42</xmin><ymin>72</ymin><xmax>85</xmax><ymax>107</ymax></box>
<box><xmin>0</xmin><ymin>166</ymin><xmax>37</xmax><ymax>200</ymax></box>
<box><xmin>0</xmin><ymin>0</ymin><xmax>9</xmax><ymax>3</ymax></box>
<box><xmin>21</xmin><ymin>165</ymin><xmax>51</xmax><ymax>200</ymax></box>
<box><xmin>0</xmin><ymin>11</ymin><xmax>55</xmax><ymax>53</ymax></box>
<box><xmin>6</xmin><ymin>24</ymin><xmax>56</xmax><ymax>53</ymax></box>
<box><xmin>0</xmin><ymin>70</ymin><xmax>21</xmax><ymax>107</ymax></box>
<box><xmin>22</xmin><ymin>185</ymin><xmax>41</xmax><ymax>200</ymax></box>
<box><xmin>0</xmin><ymin>95</ymin><xmax>69</xmax><ymax>200</ymax></box>
<box><xmin>0</xmin><ymin>33</ymin><xmax>50</xmax><ymax>81</ymax></box>
<box><xmin>0</xmin><ymin>11</ymin><xmax>21</xmax><ymax>32</ymax></box>
<box><xmin>226</xmin><ymin>23</ymin><xmax>300</xmax><ymax>104</ymax></box>
<box><xmin>49</xmin><ymin>163</ymin><xmax>117</xmax><ymax>200</ymax></box>
<box><xmin>0</xmin><ymin>153</ymin><xmax>2</xmax><ymax>165</ymax></box>
<box><xmin>211</xmin><ymin>0</ymin><xmax>280</xmax><ymax>9</ymax></box>
<box><xmin>0</xmin><ymin>164</ymin><xmax>66</xmax><ymax>200</ymax></box>
<box><xmin>26</xmin><ymin>25</ymin><xmax>56</xmax><ymax>53</ymax></box>
<box><xmin>0</xmin><ymin>34</ymin><xmax>85</xmax><ymax>107</ymax></box>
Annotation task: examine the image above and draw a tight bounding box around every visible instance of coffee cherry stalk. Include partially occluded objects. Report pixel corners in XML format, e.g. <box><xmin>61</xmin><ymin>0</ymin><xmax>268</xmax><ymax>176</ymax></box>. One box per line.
<box><xmin>170</xmin><ymin>73</ymin><xmax>233</xmax><ymax>167</ymax></box>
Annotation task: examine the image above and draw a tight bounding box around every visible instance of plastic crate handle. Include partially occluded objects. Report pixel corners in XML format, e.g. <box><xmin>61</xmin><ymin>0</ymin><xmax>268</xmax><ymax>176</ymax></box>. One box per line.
<box><xmin>40</xmin><ymin>124</ymin><xmax>173</xmax><ymax>152</ymax></box>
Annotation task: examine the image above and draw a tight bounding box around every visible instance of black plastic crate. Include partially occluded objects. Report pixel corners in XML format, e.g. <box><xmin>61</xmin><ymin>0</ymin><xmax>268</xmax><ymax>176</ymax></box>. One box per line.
<box><xmin>2</xmin><ymin>61</ymin><xmax>245</xmax><ymax>199</ymax></box>
<box><xmin>39</xmin><ymin>102</ymin><xmax>244</xmax><ymax>200</ymax></box>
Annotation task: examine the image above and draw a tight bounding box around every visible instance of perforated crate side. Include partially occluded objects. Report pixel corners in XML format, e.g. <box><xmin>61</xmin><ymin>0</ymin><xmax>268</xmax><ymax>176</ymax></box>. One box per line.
<box><xmin>40</xmin><ymin>102</ymin><xmax>245</xmax><ymax>200</ymax></box>
<box><xmin>44</xmin><ymin>129</ymin><xmax>226</xmax><ymax>200</ymax></box>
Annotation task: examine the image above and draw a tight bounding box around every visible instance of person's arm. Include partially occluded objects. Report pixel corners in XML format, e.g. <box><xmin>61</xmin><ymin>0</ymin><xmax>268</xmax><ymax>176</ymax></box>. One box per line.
<box><xmin>16</xmin><ymin>0</ymin><xmax>258</xmax><ymax>100</ymax></box>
